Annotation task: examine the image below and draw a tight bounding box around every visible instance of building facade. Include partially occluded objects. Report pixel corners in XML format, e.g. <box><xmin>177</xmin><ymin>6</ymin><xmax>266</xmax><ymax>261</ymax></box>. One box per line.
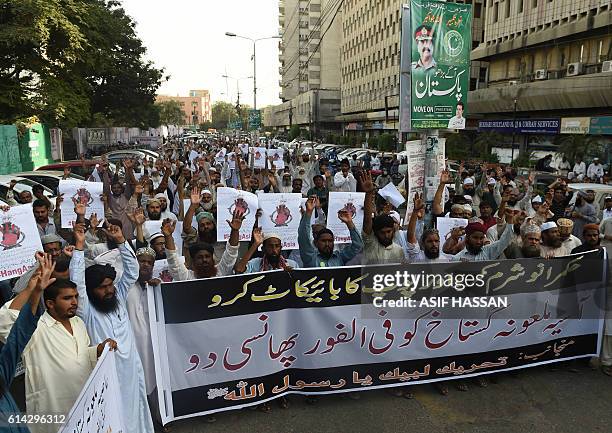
<box><xmin>278</xmin><ymin>0</ymin><xmax>343</xmax><ymax>101</ymax></box>
<box><xmin>156</xmin><ymin>90</ymin><xmax>212</xmax><ymax>125</ymax></box>
<box><xmin>470</xmin><ymin>0</ymin><xmax>612</xmax><ymax>117</ymax></box>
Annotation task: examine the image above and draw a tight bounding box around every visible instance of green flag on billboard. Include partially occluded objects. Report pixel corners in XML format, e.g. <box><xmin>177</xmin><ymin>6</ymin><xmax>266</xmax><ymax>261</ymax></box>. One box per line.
<box><xmin>248</xmin><ymin>109</ymin><xmax>261</xmax><ymax>129</ymax></box>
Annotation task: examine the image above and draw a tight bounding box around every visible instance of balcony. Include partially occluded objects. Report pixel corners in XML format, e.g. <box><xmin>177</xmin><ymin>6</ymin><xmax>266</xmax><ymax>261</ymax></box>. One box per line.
<box><xmin>468</xmin><ymin>71</ymin><xmax>612</xmax><ymax>114</ymax></box>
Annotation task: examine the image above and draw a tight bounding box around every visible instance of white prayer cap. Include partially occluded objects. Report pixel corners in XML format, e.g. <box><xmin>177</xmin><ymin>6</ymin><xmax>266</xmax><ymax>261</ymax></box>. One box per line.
<box><xmin>463</xmin><ymin>177</ymin><xmax>474</xmax><ymax>186</ymax></box>
<box><xmin>202</xmin><ymin>189</ymin><xmax>212</xmax><ymax>195</ymax></box>
<box><xmin>463</xmin><ymin>195</ymin><xmax>473</xmax><ymax>202</ymax></box>
<box><xmin>531</xmin><ymin>195</ymin><xmax>542</xmax><ymax>203</ymax></box>
<box><xmin>541</xmin><ymin>221</ymin><xmax>557</xmax><ymax>232</ymax></box>
<box><xmin>487</xmin><ymin>178</ymin><xmax>497</xmax><ymax>186</ymax></box>
<box><xmin>389</xmin><ymin>211</ymin><xmax>401</xmax><ymax>224</ymax></box>
<box><xmin>463</xmin><ymin>204</ymin><xmax>473</xmax><ymax>213</ymax></box>
<box><xmin>262</xmin><ymin>232</ymin><xmax>282</xmax><ymax>242</ymax></box>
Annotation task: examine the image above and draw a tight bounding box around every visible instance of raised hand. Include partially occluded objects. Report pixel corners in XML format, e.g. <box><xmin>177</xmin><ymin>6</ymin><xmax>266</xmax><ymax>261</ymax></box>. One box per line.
<box><xmin>190</xmin><ymin>186</ymin><xmax>201</xmax><ymax>206</ymax></box>
<box><xmin>338</xmin><ymin>209</ymin><xmax>353</xmax><ymax>225</ymax></box>
<box><xmin>359</xmin><ymin>170</ymin><xmax>375</xmax><ymax>194</ymax></box>
<box><xmin>227</xmin><ymin>208</ymin><xmax>245</xmax><ymax>231</ymax></box>
<box><xmin>97</xmin><ymin>338</ymin><xmax>119</xmax><ymax>357</ymax></box>
<box><xmin>134</xmin><ymin>182</ymin><xmax>144</xmax><ymax>195</ymax></box>
<box><xmin>528</xmin><ymin>171</ymin><xmax>536</xmax><ymax>185</ymax></box>
<box><xmin>63</xmin><ymin>245</ymin><xmax>75</xmax><ymax>257</ymax></box>
<box><xmin>413</xmin><ymin>192</ymin><xmax>425</xmax><ymax>211</ymax></box>
<box><xmin>440</xmin><ymin>170</ymin><xmax>451</xmax><ymax>184</ymax></box>
<box><xmin>35</xmin><ymin>253</ymin><xmax>56</xmax><ymax>291</ymax></box>
<box><xmin>123</xmin><ymin>158</ymin><xmax>134</xmax><ymax>170</ymax></box>
<box><xmin>73</xmin><ymin>223</ymin><xmax>86</xmax><ymax>246</ymax></box>
<box><xmin>0</xmin><ymin>205</ymin><xmax>9</xmax><ymax>213</ymax></box>
<box><xmin>161</xmin><ymin>218</ymin><xmax>176</xmax><ymax>237</ymax></box>
<box><xmin>252</xmin><ymin>227</ymin><xmax>263</xmax><ymax>246</ymax></box>
<box><xmin>56</xmin><ymin>193</ymin><xmax>64</xmax><ymax>209</ymax></box>
<box><xmin>104</xmin><ymin>224</ymin><xmax>126</xmax><ymax>244</ymax></box>
<box><xmin>305</xmin><ymin>196</ymin><xmax>317</xmax><ymax>214</ymax></box>
<box><xmin>89</xmin><ymin>212</ymin><xmax>99</xmax><ymax>229</ymax></box>
<box><xmin>72</xmin><ymin>197</ymin><xmax>86</xmax><ymax>216</ymax></box>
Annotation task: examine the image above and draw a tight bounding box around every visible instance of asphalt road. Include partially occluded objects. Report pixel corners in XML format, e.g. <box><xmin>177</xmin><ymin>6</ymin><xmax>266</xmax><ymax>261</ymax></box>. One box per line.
<box><xmin>168</xmin><ymin>363</ymin><xmax>611</xmax><ymax>433</ymax></box>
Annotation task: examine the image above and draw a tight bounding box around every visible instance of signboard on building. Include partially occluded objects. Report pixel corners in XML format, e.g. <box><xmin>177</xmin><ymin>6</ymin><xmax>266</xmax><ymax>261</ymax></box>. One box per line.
<box><xmin>560</xmin><ymin>117</ymin><xmax>590</xmax><ymax>134</ymax></box>
<box><xmin>248</xmin><ymin>110</ymin><xmax>261</xmax><ymax>129</ymax></box>
<box><xmin>87</xmin><ymin>128</ymin><xmax>109</xmax><ymax>146</ymax></box>
<box><xmin>478</xmin><ymin>119</ymin><xmax>560</xmax><ymax>134</ymax></box>
<box><xmin>400</xmin><ymin>0</ymin><xmax>472</xmax><ymax>131</ymax></box>
<box><xmin>589</xmin><ymin>116</ymin><xmax>612</xmax><ymax>135</ymax></box>
<box><xmin>346</xmin><ymin>123</ymin><xmax>364</xmax><ymax>131</ymax></box>
<box><xmin>132</xmin><ymin>136</ymin><xmax>161</xmax><ymax>149</ymax></box>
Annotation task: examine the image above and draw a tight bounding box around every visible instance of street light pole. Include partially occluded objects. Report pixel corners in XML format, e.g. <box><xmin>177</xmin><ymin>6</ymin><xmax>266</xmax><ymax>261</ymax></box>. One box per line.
<box><xmin>253</xmin><ymin>41</ymin><xmax>257</xmax><ymax>110</ymax></box>
<box><xmin>225</xmin><ymin>32</ymin><xmax>280</xmax><ymax>112</ymax></box>
<box><xmin>511</xmin><ymin>97</ymin><xmax>518</xmax><ymax>164</ymax></box>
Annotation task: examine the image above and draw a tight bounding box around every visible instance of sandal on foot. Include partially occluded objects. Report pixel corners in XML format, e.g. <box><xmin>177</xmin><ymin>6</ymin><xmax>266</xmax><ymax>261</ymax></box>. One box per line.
<box><xmin>279</xmin><ymin>397</ymin><xmax>290</xmax><ymax>409</ymax></box>
<box><xmin>455</xmin><ymin>381</ymin><xmax>469</xmax><ymax>392</ymax></box>
<box><xmin>434</xmin><ymin>383</ymin><xmax>449</xmax><ymax>396</ymax></box>
<box><xmin>474</xmin><ymin>377</ymin><xmax>488</xmax><ymax>388</ymax></box>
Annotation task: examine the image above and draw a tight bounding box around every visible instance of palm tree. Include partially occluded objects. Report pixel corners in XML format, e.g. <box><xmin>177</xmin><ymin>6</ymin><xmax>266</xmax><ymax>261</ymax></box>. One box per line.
<box><xmin>556</xmin><ymin>134</ymin><xmax>604</xmax><ymax>163</ymax></box>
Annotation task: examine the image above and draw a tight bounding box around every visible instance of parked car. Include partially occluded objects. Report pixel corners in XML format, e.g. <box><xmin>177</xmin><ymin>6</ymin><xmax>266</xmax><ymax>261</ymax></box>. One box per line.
<box><xmin>13</xmin><ymin>171</ymin><xmax>85</xmax><ymax>195</ymax></box>
<box><xmin>37</xmin><ymin>160</ymin><xmax>117</xmax><ymax>179</ymax></box>
<box><xmin>102</xmin><ymin>150</ymin><xmax>150</xmax><ymax>165</ymax></box>
<box><xmin>0</xmin><ymin>175</ymin><xmax>55</xmax><ymax>202</ymax></box>
<box><xmin>567</xmin><ymin>183</ymin><xmax>612</xmax><ymax>212</ymax></box>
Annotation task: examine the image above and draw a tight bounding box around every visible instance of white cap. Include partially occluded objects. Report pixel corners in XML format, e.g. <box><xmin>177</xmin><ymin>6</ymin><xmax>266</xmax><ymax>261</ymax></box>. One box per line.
<box><xmin>202</xmin><ymin>189</ymin><xmax>212</xmax><ymax>195</ymax></box>
<box><xmin>463</xmin><ymin>204</ymin><xmax>473</xmax><ymax>213</ymax></box>
<box><xmin>463</xmin><ymin>178</ymin><xmax>474</xmax><ymax>186</ymax></box>
<box><xmin>389</xmin><ymin>211</ymin><xmax>401</xmax><ymax>224</ymax></box>
<box><xmin>487</xmin><ymin>178</ymin><xmax>497</xmax><ymax>186</ymax></box>
<box><xmin>301</xmin><ymin>149</ymin><xmax>310</xmax><ymax>156</ymax></box>
<box><xmin>531</xmin><ymin>195</ymin><xmax>542</xmax><ymax>203</ymax></box>
<box><xmin>541</xmin><ymin>221</ymin><xmax>557</xmax><ymax>232</ymax></box>
<box><xmin>463</xmin><ymin>195</ymin><xmax>473</xmax><ymax>202</ymax></box>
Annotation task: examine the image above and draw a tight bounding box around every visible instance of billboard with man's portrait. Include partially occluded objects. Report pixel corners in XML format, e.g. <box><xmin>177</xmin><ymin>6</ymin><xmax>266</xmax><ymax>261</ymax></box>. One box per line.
<box><xmin>399</xmin><ymin>0</ymin><xmax>472</xmax><ymax>131</ymax></box>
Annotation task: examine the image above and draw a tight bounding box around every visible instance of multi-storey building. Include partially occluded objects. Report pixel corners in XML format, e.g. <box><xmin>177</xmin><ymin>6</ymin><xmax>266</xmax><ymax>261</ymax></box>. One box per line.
<box><xmin>470</xmin><ymin>0</ymin><xmax>612</xmax><ymax>117</ymax></box>
<box><xmin>265</xmin><ymin>0</ymin><xmax>342</xmax><ymax>134</ymax></box>
<box><xmin>156</xmin><ymin>90</ymin><xmax>212</xmax><ymax>126</ymax></box>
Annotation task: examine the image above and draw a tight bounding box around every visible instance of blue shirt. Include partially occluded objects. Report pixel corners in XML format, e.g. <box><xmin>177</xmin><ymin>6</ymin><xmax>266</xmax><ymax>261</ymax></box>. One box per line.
<box><xmin>298</xmin><ymin>211</ymin><xmax>363</xmax><ymax>268</ymax></box>
<box><xmin>0</xmin><ymin>302</ymin><xmax>40</xmax><ymax>432</ymax></box>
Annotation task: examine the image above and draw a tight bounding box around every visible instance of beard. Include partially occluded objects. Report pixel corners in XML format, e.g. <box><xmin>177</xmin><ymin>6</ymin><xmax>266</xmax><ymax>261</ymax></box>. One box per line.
<box><xmin>319</xmin><ymin>248</ymin><xmax>333</xmax><ymax>259</ymax></box>
<box><xmin>199</xmin><ymin>229</ymin><xmax>216</xmax><ymax>244</ymax></box>
<box><xmin>466</xmin><ymin>243</ymin><xmax>482</xmax><ymax>255</ymax></box>
<box><xmin>202</xmin><ymin>201</ymin><xmax>214</xmax><ymax>211</ymax></box>
<box><xmin>423</xmin><ymin>247</ymin><xmax>439</xmax><ymax>259</ymax></box>
<box><xmin>464</xmin><ymin>188</ymin><xmax>475</xmax><ymax>197</ymax></box>
<box><xmin>89</xmin><ymin>293</ymin><xmax>118</xmax><ymax>313</ymax></box>
<box><xmin>267</xmin><ymin>254</ymin><xmax>281</xmax><ymax>265</ymax></box>
<box><xmin>521</xmin><ymin>245</ymin><xmax>541</xmax><ymax>258</ymax></box>
<box><xmin>149</xmin><ymin>211</ymin><xmax>161</xmax><ymax>220</ymax></box>
<box><xmin>545</xmin><ymin>238</ymin><xmax>562</xmax><ymax>248</ymax></box>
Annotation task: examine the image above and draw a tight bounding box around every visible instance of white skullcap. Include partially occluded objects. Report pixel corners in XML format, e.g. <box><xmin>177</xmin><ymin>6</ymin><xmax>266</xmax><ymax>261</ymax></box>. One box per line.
<box><xmin>463</xmin><ymin>195</ymin><xmax>473</xmax><ymax>202</ymax></box>
<box><xmin>463</xmin><ymin>178</ymin><xmax>474</xmax><ymax>186</ymax></box>
<box><xmin>463</xmin><ymin>204</ymin><xmax>473</xmax><ymax>213</ymax></box>
<box><xmin>389</xmin><ymin>211</ymin><xmax>401</xmax><ymax>224</ymax></box>
<box><xmin>531</xmin><ymin>195</ymin><xmax>542</xmax><ymax>203</ymax></box>
<box><xmin>487</xmin><ymin>178</ymin><xmax>497</xmax><ymax>186</ymax></box>
<box><xmin>541</xmin><ymin>221</ymin><xmax>557</xmax><ymax>232</ymax></box>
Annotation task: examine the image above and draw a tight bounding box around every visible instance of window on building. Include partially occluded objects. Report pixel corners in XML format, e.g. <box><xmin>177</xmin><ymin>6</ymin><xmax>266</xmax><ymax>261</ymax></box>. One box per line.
<box><xmin>470</xmin><ymin>78</ymin><xmax>478</xmax><ymax>90</ymax></box>
<box><xmin>505</xmin><ymin>0</ymin><xmax>511</xmax><ymax>18</ymax></box>
<box><xmin>474</xmin><ymin>2</ymin><xmax>482</xmax><ymax>18</ymax></box>
<box><xmin>532</xmin><ymin>0</ymin><xmax>537</xmax><ymax>8</ymax></box>
<box><xmin>493</xmin><ymin>2</ymin><xmax>499</xmax><ymax>22</ymax></box>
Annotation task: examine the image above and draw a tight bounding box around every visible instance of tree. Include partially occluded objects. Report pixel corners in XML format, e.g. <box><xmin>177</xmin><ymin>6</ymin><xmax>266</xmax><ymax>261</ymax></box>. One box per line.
<box><xmin>556</xmin><ymin>134</ymin><xmax>604</xmax><ymax>163</ymax></box>
<box><xmin>288</xmin><ymin>125</ymin><xmax>301</xmax><ymax>141</ymax></box>
<box><xmin>157</xmin><ymin>100</ymin><xmax>184</xmax><ymax>126</ymax></box>
<box><xmin>211</xmin><ymin>101</ymin><xmax>238</xmax><ymax>130</ymax></box>
<box><xmin>0</xmin><ymin>0</ymin><xmax>166</xmax><ymax>128</ymax></box>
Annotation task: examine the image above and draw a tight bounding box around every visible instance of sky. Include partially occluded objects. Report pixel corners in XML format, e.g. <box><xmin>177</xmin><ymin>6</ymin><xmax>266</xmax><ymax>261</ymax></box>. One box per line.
<box><xmin>120</xmin><ymin>0</ymin><xmax>282</xmax><ymax>108</ymax></box>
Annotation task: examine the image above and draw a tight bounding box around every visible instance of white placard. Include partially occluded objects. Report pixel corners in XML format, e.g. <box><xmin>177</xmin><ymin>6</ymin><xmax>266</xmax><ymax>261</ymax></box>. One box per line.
<box><xmin>227</xmin><ymin>152</ymin><xmax>237</xmax><ymax>170</ymax></box>
<box><xmin>0</xmin><ymin>206</ymin><xmax>44</xmax><ymax>281</ymax></box>
<box><xmin>257</xmin><ymin>193</ymin><xmax>302</xmax><ymax>250</ymax></box>
<box><xmin>378</xmin><ymin>182</ymin><xmax>406</xmax><ymax>208</ymax></box>
<box><xmin>238</xmin><ymin>143</ymin><xmax>249</xmax><ymax>155</ymax></box>
<box><xmin>153</xmin><ymin>257</ymin><xmax>185</xmax><ymax>283</ymax></box>
<box><xmin>58</xmin><ymin>179</ymin><xmax>104</xmax><ymax>228</ymax></box>
<box><xmin>436</xmin><ymin>217</ymin><xmax>468</xmax><ymax>243</ymax></box>
<box><xmin>216</xmin><ymin>187</ymin><xmax>258</xmax><ymax>242</ymax></box>
<box><xmin>327</xmin><ymin>192</ymin><xmax>365</xmax><ymax>244</ymax></box>
<box><xmin>250</xmin><ymin>147</ymin><xmax>267</xmax><ymax>169</ymax></box>
<box><xmin>58</xmin><ymin>347</ymin><xmax>125</xmax><ymax>433</ymax></box>
<box><xmin>267</xmin><ymin>149</ymin><xmax>285</xmax><ymax>170</ymax></box>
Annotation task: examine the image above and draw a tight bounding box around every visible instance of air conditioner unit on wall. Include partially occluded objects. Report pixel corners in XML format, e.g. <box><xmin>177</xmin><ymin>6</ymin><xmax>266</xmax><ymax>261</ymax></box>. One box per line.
<box><xmin>602</xmin><ymin>60</ymin><xmax>612</xmax><ymax>73</ymax></box>
<box><xmin>567</xmin><ymin>62</ymin><xmax>583</xmax><ymax>76</ymax></box>
<box><xmin>535</xmin><ymin>69</ymin><xmax>547</xmax><ymax>80</ymax></box>
<box><xmin>508</xmin><ymin>80</ymin><xmax>519</xmax><ymax>85</ymax></box>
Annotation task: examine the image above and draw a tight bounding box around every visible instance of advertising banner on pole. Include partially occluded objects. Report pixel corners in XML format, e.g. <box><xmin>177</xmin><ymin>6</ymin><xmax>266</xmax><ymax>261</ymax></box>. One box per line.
<box><xmin>400</xmin><ymin>0</ymin><xmax>472</xmax><ymax>131</ymax></box>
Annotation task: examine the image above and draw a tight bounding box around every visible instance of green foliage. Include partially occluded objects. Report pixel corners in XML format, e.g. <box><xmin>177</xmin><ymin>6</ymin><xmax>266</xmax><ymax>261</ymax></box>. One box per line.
<box><xmin>156</xmin><ymin>100</ymin><xmax>184</xmax><ymax>126</ymax></box>
<box><xmin>211</xmin><ymin>101</ymin><xmax>238</xmax><ymax>130</ymax></box>
<box><xmin>0</xmin><ymin>0</ymin><xmax>166</xmax><ymax>128</ymax></box>
<box><xmin>512</xmin><ymin>151</ymin><xmax>535</xmax><ymax>168</ymax></box>
<box><xmin>445</xmin><ymin>133</ymin><xmax>471</xmax><ymax>160</ymax></box>
<box><xmin>555</xmin><ymin>134</ymin><xmax>604</xmax><ymax>162</ymax></box>
<box><xmin>378</xmin><ymin>133</ymin><xmax>396</xmax><ymax>151</ymax></box>
<box><xmin>200</xmin><ymin>121</ymin><xmax>213</xmax><ymax>131</ymax></box>
<box><xmin>288</xmin><ymin>125</ymin><xmax>301</xmax><ymax>141</ymax></box>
